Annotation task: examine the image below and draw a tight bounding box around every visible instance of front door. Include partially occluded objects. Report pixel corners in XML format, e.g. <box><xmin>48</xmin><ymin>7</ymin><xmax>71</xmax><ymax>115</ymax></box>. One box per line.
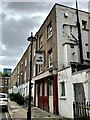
<box><xmin>73</xmin><ymin>83</ymin><xmax>86</xmax><ymax>119</ymax></box>
<box><xmin>73</xmin><ymin>83</ymin><xmax>85</xmax><ymax>102</ymax></box>
<box><xmin>49</xmin><ymin>79</ymin><xmax>53</xmax><ymax>113</ymax></box>
<box><xmin>36</xmin><ymin>84</ymin><xmax>38</xmax><ymax>107</ymax></box>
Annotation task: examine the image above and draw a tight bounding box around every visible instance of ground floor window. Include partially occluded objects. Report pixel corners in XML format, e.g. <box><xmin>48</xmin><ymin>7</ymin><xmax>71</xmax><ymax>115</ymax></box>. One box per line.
<box><xmin>60</xmin><ymin>82</ymin><xmax>65</xmax><ymax>96</ymax></box>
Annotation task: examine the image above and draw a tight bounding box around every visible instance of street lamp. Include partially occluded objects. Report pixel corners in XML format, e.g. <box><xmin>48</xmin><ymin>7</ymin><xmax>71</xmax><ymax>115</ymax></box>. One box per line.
<box><xmin>27</xmin><ymin>32</ymin><xmax>36</xmax><ymax>120</ymax></box>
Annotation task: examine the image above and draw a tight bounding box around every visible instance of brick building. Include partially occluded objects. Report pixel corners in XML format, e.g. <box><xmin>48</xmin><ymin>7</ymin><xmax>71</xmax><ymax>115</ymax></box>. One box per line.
<box><xmin>9</xmin><ymin>3</ymin><xmax>90</xmax><ymax>118</ymax></box>
<box><xmin>33</xmin><ymin>3</ymin><xmax>90</xmax><ymax>116</ymax></box>
<box><xmin>32</xmin><ymin>4</ymin><xmax>58</xmax><ymax>114</ymax></box>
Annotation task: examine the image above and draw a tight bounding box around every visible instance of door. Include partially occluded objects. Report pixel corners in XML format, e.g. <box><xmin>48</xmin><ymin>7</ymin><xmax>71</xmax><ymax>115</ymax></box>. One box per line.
<box><xmin>36</xmin><ymin>84</ymin><xmax>38</xmax><ymax>107</ymax></box>
<box><xmin>73</xmin><ymin>83</ymin><xmax>85</xmax><ymax>102</ymax></box>
<box><xmin>73</xmin><ymin>83</ymin><xmax>86</xmax><ymax>119</ymax></box>
<box><xmin>49</xmin><ymin>79</ymin><xmax>53</xmax><ymax>113</ymax></box>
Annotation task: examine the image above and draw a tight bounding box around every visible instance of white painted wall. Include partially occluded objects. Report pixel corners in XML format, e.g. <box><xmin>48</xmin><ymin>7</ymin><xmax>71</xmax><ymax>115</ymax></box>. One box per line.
<box><xmin>63</xmin><ymin>44</ymin><xmax>79</xmax><ymax>66</ymax></box>
<box><xmin>56</xmin><ymin>5</ymin><xmax>89</xmax><ymax>69</ymax></box>
<box><xmin>58</xmin><ymin>67</ymin><xmax>90</xmax><ymax>118</ymax></box>
<box><xmin>58</xmin><ymin>67</ymin><xmax>74</xmax><ymax>118</ymax></box>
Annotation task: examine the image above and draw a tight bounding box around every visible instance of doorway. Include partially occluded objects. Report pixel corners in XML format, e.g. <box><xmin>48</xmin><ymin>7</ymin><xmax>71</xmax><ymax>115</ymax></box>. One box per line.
<box><xmin>49</xmin><ymin>79</ymin><xmax>53</xmax><ymax>113</ymax></box>
<box><xmin>73</xmin><ymin>83</ymin><xmax>85</xmax><ymax>102</ymax></box>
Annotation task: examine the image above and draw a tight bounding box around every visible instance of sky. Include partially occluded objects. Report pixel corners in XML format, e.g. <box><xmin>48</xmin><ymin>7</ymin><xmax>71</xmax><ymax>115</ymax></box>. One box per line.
<box><xmin>0</xmin><ymin>0</ymin><xmax>90</xmax><ymax>72</ymax></box>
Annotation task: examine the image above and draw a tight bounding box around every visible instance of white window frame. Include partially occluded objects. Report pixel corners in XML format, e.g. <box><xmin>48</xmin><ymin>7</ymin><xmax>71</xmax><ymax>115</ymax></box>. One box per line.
<box><xmin>39</xmin><ymin>35</ymin><xmax>43</xmax><ymax>49</ymax></box>
<box><xmin>48</xmin><ymin>50</ymin><xmax>53</xmax><ymax>68</ymax></box>
<box><xmin>17</xmin><ymin>75</ymin><xmax>20</xmax><ymax>85</ymax></box>
<box><xmin>24</xmin><ymin>71</ymin><xmax>26</xmax><ymax>83</ymax></box>
<box><xmin>60</xmin><ymin>82</ymin><xmax>65</xmax><ymax>97</ymax></box>
<box><xmin>47</xmin><ymin>21</ymin><xmax>52</xmax><ymax>39</ymax></box>
<box><xmin>25</xmin><ymin>57</ymin><xmax>27</xmax><ymax>67</ymax></box>
<box><xmin>82</xmin><ymin>20</ymin><xmax>87</xmax><ymax>29</ymax></box>
<box><xmin>17</xmin><ymin>66</ymin><xmax>20</xmax><ymax>74</ymax></box>
<box><xmin>39</xmin><ymin>64</ymin><xmax>43</xmax><ymax>73</ymax></box>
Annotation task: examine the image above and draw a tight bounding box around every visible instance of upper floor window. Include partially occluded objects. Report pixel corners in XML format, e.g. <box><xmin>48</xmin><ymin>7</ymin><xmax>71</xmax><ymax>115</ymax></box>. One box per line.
<box><xmin>87</xmin><ymin>52</ymin><xmax>90</xmax><ymax>58</ymax></box>
<box><xmin>25</xmin><ymin>57</ymin><xmax>27</xmax><ymax>67</ymax></box>
<box><xmin>17</xmin><ymin>66</ymin><xmax>20</xmax><ymax>74</ymax></box>
<box><xmin>39</xmin><ymin>65</ymin><xmax>42</xmax><ymax>73</ymax></box>
<box><xmin>47</xmin><ymin>21</ymin><xmax>52</xmax><ymax>39</ymax></box>
<box><xmin>17</xmin><ymin>76</ymin><xmax>20</xmax><ymax>85</ymax></box>
<box><xmin>39</xmin><ymin>35</ymin><xmax>43</xmax><ymax>49</ymax></box>
<box><xmin>24</xmin><ymin>71</ymin><xmax>26</xmax><ymax>83</ymax></box>
<box><xmin>48</xmin><ymin>49</ymin><xmax>53</xmax><ymax>68</ymax></box>
<box><xmin>82</xmin><ymin>20</ymin><xmax>87</xmax><ymax>29</ymax></box>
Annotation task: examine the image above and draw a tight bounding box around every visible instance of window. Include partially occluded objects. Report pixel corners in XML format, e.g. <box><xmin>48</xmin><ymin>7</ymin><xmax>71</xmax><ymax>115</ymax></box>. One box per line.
<box><xmin>87</xmin><ymin>52</ymin><xmax>90</xmax><ymax>58</ymax></box>
<box><xmin>49</xmin><ymin>79</ymin><xmax>53</xmax><ymax>96</ymax></box>
<box><xmin>44</xmin><ymin>80</ymin><xmax>47</xmax><ymax>96</ymax></box>
<box><xmin>60</xmin><ymin>82</ymin><xmax>65</xmax><ymax>96</ymax></box>
<box><xmin>18</xmin><ymin>76</ymin><xmax>20</xmax><ymax>85</ymax></box>
<box><xmin>33</xmin><ymin>65</ymin><xmax>36</xmax><ymax>77</ymax></box>
<box><xmin>25</xmin><ymin>57</ymin><xmax>27</xmax><ymax>67</ymax></box>
<box><xmin>48</xmin><ymin>49</ymin><xmax>53</xmax><ymax>68</ymax></box>
<box><xmin>40</xmin><ymin>82</ymin><xmax>42</xmax><ymax>96</ymax></box>
<box><xmin>39</xmin><ymin>65</ymin><xmax>42</xmax><ymax>73</ymax></box>
<box><xmin>17</xmin><ymin>66</ymin><xmax>20</xmax><ymax>74</ymax></box>
<box><xmin>47</xmin><ymin>21</ymin><xmax>52</xmax><ymax>39</ymax></box>
<box><xmin>39</xmin><ymin>35</ymin><xmax>43</xmax><ymax>49</ymax></box>
<box><xmin>82</xmin><ymin>20</ymin><xmax>87</xmax><ymax>29</ymax></box>
<box><xmin>24</xmin><ymin>71</ymin><xmax>26</xmax><ymax>83</ymax></box>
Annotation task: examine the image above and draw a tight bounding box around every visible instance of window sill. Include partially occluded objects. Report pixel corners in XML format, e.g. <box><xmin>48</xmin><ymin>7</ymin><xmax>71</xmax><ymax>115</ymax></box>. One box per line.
<box><xmin>60</xmin><ymin>96</ymin><xmax>66</xmax><ymax>100</ymax></box>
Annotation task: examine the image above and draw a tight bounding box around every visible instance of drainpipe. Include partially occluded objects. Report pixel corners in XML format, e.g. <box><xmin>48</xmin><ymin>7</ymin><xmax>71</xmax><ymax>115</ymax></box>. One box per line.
<box><xmin>76</xmin><ymin>0</ymin><xmax>83</xmax><ymax>64</ymax></box>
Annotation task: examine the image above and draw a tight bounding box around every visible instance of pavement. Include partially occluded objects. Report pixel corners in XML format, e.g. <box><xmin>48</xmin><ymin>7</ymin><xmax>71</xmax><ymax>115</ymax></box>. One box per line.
<box><xmin>8</xmin><ymin>99</ymin><xmax>71</xmax><ymax>120</ymax></box>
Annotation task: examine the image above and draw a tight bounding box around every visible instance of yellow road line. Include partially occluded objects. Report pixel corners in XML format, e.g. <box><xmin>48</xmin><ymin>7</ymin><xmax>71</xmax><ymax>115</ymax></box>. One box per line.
<box><xmin>5</xmin><ymin>112</ymin><xmax>8</xmax><ymax>120</ymax></box>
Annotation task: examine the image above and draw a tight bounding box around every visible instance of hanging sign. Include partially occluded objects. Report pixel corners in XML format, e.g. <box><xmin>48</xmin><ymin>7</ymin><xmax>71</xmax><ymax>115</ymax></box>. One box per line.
<box><xmin>35</xmin><ymin>51</ymin><xmax>44</xmax><ymax>65</ymax></box>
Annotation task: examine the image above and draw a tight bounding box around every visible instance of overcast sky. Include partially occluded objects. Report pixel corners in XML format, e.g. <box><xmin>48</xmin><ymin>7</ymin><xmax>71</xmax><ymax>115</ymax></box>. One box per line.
<box><xmin>0</xmin><ymin>0</ymin><xmax>89</xmax><ymax>72</ymax></box>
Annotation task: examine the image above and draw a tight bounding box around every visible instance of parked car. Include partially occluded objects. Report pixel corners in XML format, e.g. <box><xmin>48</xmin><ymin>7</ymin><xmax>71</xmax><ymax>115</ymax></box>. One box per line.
<box><xmin>0</xmin><ymin>93</ymin><xmax>8</xmax><ymax>111</ymax></box>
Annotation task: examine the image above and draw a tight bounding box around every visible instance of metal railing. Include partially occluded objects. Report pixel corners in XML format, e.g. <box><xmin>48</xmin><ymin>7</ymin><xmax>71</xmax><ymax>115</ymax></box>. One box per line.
<box><xmin>73</xmin><ymin>101</ymin><xmax>90</xmax><ymax>120</ymax></box>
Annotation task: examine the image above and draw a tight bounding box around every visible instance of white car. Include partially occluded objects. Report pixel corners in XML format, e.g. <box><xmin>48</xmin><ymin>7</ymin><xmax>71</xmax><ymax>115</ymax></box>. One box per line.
<box><xmin>0</xmin><ymin>93</ymin><xmax>8</xmax><ymax>111</ymax></box>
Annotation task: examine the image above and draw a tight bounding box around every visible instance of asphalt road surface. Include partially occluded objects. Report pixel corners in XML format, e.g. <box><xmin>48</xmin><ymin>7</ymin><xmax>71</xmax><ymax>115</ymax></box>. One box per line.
<box><xmin>0</xmin><ymin>109</ymin><xmax>11</xmax><ymax>120</ymax></box>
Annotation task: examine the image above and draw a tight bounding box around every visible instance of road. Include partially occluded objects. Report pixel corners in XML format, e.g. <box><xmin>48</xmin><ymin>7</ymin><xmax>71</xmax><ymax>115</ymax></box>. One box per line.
<box><xmin>0</xmin><ymin>110</ymin><xmax>11</xmax><ymax>120</ymax></box>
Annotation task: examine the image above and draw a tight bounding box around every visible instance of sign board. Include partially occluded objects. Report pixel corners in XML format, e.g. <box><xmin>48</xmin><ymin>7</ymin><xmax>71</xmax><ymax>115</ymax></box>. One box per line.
<box><xmin>35</xmin><ymin>52</ymin><xmax>44</xmax><ymax>65</ymax></box>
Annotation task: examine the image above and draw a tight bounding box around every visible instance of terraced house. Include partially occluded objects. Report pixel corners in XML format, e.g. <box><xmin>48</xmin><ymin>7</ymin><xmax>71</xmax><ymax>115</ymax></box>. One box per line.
<box><xmin>9</xmin><ymin>3</ymin><xmax>90</xmax><ymax>119</ymax></box>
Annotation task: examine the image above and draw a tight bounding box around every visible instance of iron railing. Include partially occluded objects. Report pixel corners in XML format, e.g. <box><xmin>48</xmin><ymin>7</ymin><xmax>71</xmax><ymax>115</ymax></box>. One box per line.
<box><xmin>73</xmin><ymin>101</ymin><xmax>90</xmax><ymax>120</ymax></box>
